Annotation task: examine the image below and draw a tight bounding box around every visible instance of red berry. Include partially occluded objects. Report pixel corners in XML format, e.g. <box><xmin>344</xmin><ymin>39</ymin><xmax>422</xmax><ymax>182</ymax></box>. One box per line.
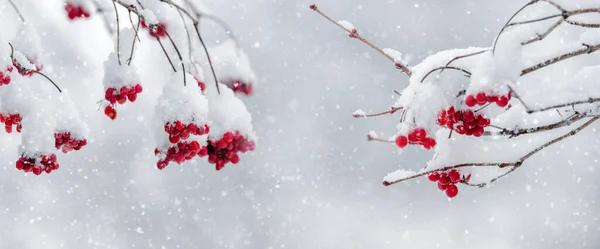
<box><xmin>476</xmin><ymin>92</ymin><xmax>487</xmax><ymax>105</ymax></box>
<box><xmin>135</xmin><ymin>84</ymin><xmax>143</xmax><ymax>93</ymax></box>
<box><xmin>448</xmin><ymin>170</ymin><xmax>461</xmax><ymax>183</ymax></box>
<box><xmin>496</xmin><ymin>96</ymin><xmax>509</xmax><ymax>107</ymax></box>
<box><xmin>438</xmin><ymin>181</ymin><xmax>448</xmax><ymax>191</ymax></box>
<box><xmin>428</xmin><ymin>172</ymin><xmax>440</xmax><ymax>182</ymax></box>
<box><xmin>230</xmin><ymin>154</ymin><xmax>240</xmax><ymax>164</ymax></box>
<box><xmin>462</xmin><ymin>110</ymin><xmax>475</xmax><ymax>123</ymax></box>
<box><xmin>465</xmin><ymin>95</ymin><xmax>477</xmax><ymax>107</ymax></box>
<box><xmin>413</xmin><ymin>128</ymin><xmax>426</xmax><ymax>141</ymax></box>
<box><xmin>423</xmin><ymin>138</ymin><xmax>436</xmax><ymax>150</ymax></box>
<box><xmin>472</xmin><ymin>126</ymin><xmax>484</xmax><ymax>137</ymax></box>
<box><xmin>445</xmin><ymin>184</ymin><xmax>459</xmax><ymax>198</ymax></box>
<box><xmin>395</xmin><ymin>136</ymin><xmax>408</xmax><ymax>148</ymax></box>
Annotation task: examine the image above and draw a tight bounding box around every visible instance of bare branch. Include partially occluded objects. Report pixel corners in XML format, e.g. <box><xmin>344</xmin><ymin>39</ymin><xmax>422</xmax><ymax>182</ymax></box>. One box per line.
<box><xmin>522</xmin><ymin>18</ymin><xmax>564</xmax><ymax>45</ymax></box>
<box><xmin>193</xmin><ymin>23</ymin><xmax>221</xmax><ymax>94</ymax></box>
<box><xmin>155</xmin><ymin>36</ymin><xmax>177</xmax><ymax>72</ymax></box>
<box><xmin>353</xmin><ymin>106</ymin><xmax>403</xmax><ymax>118</ymax></box>
<box><xmin>507</xmin><ymin>14</ymin><xmax>562</xmax><ymax>27</ymax></box>
<box><xmin>521</xmin><ymin>43</ymin><xmax>600</xmax><ymax>76</ymax></box>
<box><xmin>421</xmin><ymin>66</ymin><xmax>471</xmax><ymax>83</ymax></box>
<box><xmin>565</xmin><ymin>19</ymin><xmax>600</xmax><ymax>28</ymax></box>
<box><xmin>310</xmin><ymin>4</ymin><xmax>412</xmax><ymax>76</ymax></box>
<box><xmin>483</xmin><ymin>113</ymin><xmax>587</xmax><ymax>137</ymax></box>
<box><xmin>443</xmin><ymin>49</ymin><xmax>489</xmax><ymax>70</ymax></box>
<box><xmin>6</xmin><ymin>0</ymin><xmax>25</xmax><ymax>22</ymax></box>
<box><xmin>492</xmin><ymin>0</ymin><xmax>538</xmax><ymax>54</ymax></box>
<box><xmin>112</xmin><ymin>0</ymin><xmax>122</xmax><ymax>65</ymax></box>
<box><xmin>158</xmin><ymin>25</ymin><xmax>187</xmax><ymax>86</ymax></box>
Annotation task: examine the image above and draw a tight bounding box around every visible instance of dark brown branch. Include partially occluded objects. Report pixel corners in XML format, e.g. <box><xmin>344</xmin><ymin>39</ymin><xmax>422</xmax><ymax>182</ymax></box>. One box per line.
<box><xmin>127</xmin><ymin>17</ymin><xmax>140</xmax><ymax>66</ymax></box>
<box><xmin>384</xmin><ymin>116</ymin><xmax>600</xmax><ymax>186</ymax></box>
<box><xmin>420</xmin><ymin>66</ymin><xmax>471</xmax><ymax>83</ymax></box>
<box><xmin>353</xmin><ymin>106</ymin><xmax>403</xmax><ymax>118</ymax></box>
<box><xmin>521</xmin><ymin>43</ymin><xmax>600</xmax><ymax>76</ymax></box>
<box><xmin>310</xmin><ymin>4</ymin><xmax>412</xmax><ymax>76</ymax></box>
<box><xmin>184</xmin><ymin>0</ymin><xmax>239</xmax><ymax>47</ymax></box>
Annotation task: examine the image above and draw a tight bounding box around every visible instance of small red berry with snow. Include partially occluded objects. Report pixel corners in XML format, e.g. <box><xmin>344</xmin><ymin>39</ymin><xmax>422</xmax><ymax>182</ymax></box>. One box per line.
<box><xmin>164</xmin><ymin>121</ymin><xmax>210</xmax><ymax>144</ymax></box>
<box><xmin>155</xmin><ymin>140</ymin><xmax>203</xmax><ymax>170</ymax></box>
<box><xmin>465</xmin><ymin>91</ymin><xmax>511</xmax><ymax>108</ymax></box>
<box><xmin>226</xmin><ymin>80</ymin><xmax>253</xmax><ymax>96</ymax></box>
<box><xmin>0</xmin><ymin>113</ymin><xmax>22</xmax><ymax>133</ymax></box>
<box><xmin>0</xmin><ymin>66</ymin><xmax>13</xmax><ymax>85</ymax></box>
<box><xmin>397</xmin><ymin>128</ymin><xmax>436</xmax><ymax>150</ymax></box>
<box><xmin>206</xmin><ymin>131</ymin><xmax>255</xmax><ymax>171</ymax></box>
<box><xmin>54</xmin><ymin>132</ymin><xmax>87</xmax><ymax>154</ymax></box>
<box><xmin>16</xmin><ymin>154</ymin><xmax>60</xmax><ymax>175</ymax></box>
<box><xmin>104</xmin><ymin>105</ymin><xmax>117</xmax><ymax>120</ymax></box>
<box><xmin>65</xmin><ymin>3</ymin><xmax>91</xmax><ymax>20</ymax></box>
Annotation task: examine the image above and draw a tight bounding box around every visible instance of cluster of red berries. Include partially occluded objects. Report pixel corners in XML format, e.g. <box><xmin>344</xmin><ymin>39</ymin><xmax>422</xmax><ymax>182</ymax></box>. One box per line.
<box><xmin>12</xmin><ymin>60</ymin><xmax>42</xmax><ymax>77</ymax></box>
<box><xmin>395</xmin><ymin>128</ymin><xmax>436</xmax><ymax>150</ymax></box>
<box><xmin>54</xmin><ymin>132</ymin><xmax>87</xmax><ymax>154</ymax></box>
<box><xmin>155</xmin><ymin>140</ymin><xmax>205</xmax><ymax>169</ymax></box>
<box><xmin>103</xmin><ymin>84</ymin><xmax>143</xmax><ymax>120</ymax></box>
<box><xmin>140</xmin><ymin>21</ymin><xmax>167</xmax><ymax>38</ymax></box>
<box><xmin>427</xmin><ymin>169</ymin><xmax>470</xmax><ymax>198</ymax></box>
<box><xmin>105</xmin><ymin>84</ymin><xmax>143</xmax><ymax>105</ymax></box>
<box><xmin>438</xmin><ymin>107</ymin><xmax>490</xmax><ymax>137</ymax></box>
<box><xmin>0</xmin><ymin>113</ymin><xmax>22</xmax><ymax>133</ymax></box>
<box><xmin>0</xmin><ymin>66</ymin><xmax>13</xmax><ymax>85</ymax></box>
<box><xmin>16</xmin><ymin>154</ymin><xmax>60</xmax><ymax>175</ymax></box>
<box><xmin>227</xmin><ymin>80</ymin><xmax>253</xmax><ymax>96</ymax></box>
<box><xmin>164</xmin><ymin>121</ymin><xmax>210</xmax><ymax>144</ymax></box>
<box><xmin>206</xmin><ymin>131</ymin><xmax>256</xmax><ymax>170</ymax></box>
<box><xmin>465</xmin><ymin>92</ymin><xmax>511</xmax><ymax>108</ymax></box>
<box><xmin>65</xmin><ymin>3</ymin><xmax>90</xmax><ymax>20</ymax></box>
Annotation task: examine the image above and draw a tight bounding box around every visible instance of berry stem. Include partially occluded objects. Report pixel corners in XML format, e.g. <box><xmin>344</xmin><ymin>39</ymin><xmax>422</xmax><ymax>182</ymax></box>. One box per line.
<box><xmin>112</xmin><ymin>0</ymin><xmax>122</xmax><ymax>65</ymax></box>
<box><xmin>8</xmin><ymin>43</ymin><xmax>62</xmax><ymax>93</ymax></box>
<box><xmin>353</xmin><ymin>106</ymin><xmax>403</xmax><ymax>118</ymax></box>
<box><xmin>420</xmin><ymin>66</ymin><xmax>471</xmax><ymax>83</ymax></box>
<box><xmin>6</xmin><ymin>0</ymin><xmax>25</xmax><ymax>23</ymax></box>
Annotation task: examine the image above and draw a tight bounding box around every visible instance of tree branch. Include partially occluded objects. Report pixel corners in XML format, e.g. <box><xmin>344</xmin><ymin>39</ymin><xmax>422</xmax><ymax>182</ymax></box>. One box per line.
<box><xmin>309</xmin><ymin>4</ymin><xmax>412</xmax><ymax>76</ymax></box>
<box><xmin>521</xmin><ymin>43</ymin><xmax>600</xmax><ymax>76</ymax></box>
<box><xmin>6</xmin><ymin>0</ymin><xmax>25</xmax><ymax>23</ymax></box>
<box><xmin>384</xmin><ymin>116</ymin><xmax>600</xmax><ymax>186</ymax></box>
<box><xmin>421</xmin><ymin>66</ymin><xmax>471</xmax><ymax>83</ymax></box>
<box><xmin>8</xmin><ymin>43</ymin><xmax>62</xmax><ymax>93</ymax></box>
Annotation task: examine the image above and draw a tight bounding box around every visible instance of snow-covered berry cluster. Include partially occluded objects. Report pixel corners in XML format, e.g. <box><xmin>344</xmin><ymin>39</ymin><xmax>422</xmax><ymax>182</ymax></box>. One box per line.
<box><xmin>140</xmin><ymin>20</ymin><xmax>167</xmax><ymax>38</ymax></box>
<box><xmin>155</xmin><ymin>140</ymin><xmax>204</xmax><ymax>169</ymax></box>
<box><xmin>164</xmin><ymin>121</ymin><xmax>210</xmax><ymax>144</ymax></box>
<box><xmin>54</xmin><ymin>132</ymin><xmax>87</xmax><ymax>154</ymax></box>
<box><xmin>226</xmin><ymin>80</ymin><xmax>253</xmax><ymax>96</ymax></box>
<box><xmin>12</xmin><ymin>59</ymin><xmax>41</xmax><ymax>77</ymax></box>
<box><xmin>16</xmin><ymin>154</ymin><xmax>60</xmax><ymax>175</ymax></box>
<box><xmin>438</xmin><ymin>107</ymin><xmax>490</xmax><ymax>137</ymax></box>
<box><xmin>207</xmin><ymin>131</ymin><xmax>255</xmax><ymax>170</ymax></box>
<box><xmin>0</xmin><ymin>66</ymin><xmax>13</xmax><ymax>85</ymax></box>
<box><xmin>105</xmin><ymin>84</ymin><xmax>143</xmax><ymax>105</ymax></box>
<box><xmin>465</xmin><ymin>92</ymin><xmax>511</xmax><ymax>108</ymax></box>
<box><xmin>0</xmin><ymin>113</ymin><xmax>22</xmax><ymax>133</ymax></box>
<box><xmin>65</xmin><ymin>3</ymin><xmax>91</xmax><ymax>20</ymax></box>
<box><xmin>427</xmin><ymin>170</ymin><xmax>470</xmax><ymax>198</ymax></box>
<box><xmin>395</xmin><ymin>128</ymin><xmax>436</xmax><ymax>150</ymax></box>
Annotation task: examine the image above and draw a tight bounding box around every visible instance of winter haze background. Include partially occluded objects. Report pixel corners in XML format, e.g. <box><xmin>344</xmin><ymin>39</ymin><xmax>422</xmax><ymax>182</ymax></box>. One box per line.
<box><xmin>0</xmin><ymin>0</ymin><xmax>599</xmax><ymax>248</ymax></box>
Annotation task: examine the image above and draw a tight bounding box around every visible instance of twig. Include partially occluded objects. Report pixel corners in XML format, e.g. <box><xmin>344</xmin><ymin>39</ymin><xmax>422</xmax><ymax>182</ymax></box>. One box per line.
<box><xmin>521</xmin><ymin>43</ymin><xmax>600</xmax><ymax>76</ymax></box>
<box><xmin>127</xmin><ymin>17</ymin><xmax>140</xmax><ymax>65</ymax></box>
<box><xmin>492</xmin><ymin>0</ymin><xmax>538</xmax><ymax>54</ymax></box>
<box><xmin>384</xmin><ymin>116</ymin><xmax>600</xmax><ymax>186</ymax></box>
<box><xmin>158</xmin><ymin>25</ymin><xmax>187</xmax><ymax>86</ymax></box>
<box><xmin>193</xmin><ymin>23</ymin><xmax>220</xmax><ymax>94</ymax></box>
<box><xmin>483</xmin><ymin>113</ymin><xmax>585</xmax><ymax>137</ymax></box>
<box><xmin>507</xmin><ymin>14</ymin><xmax>562</xmax><ymax>27</ymax></box>
<box><xmin>523</xmin><ymin>98</ymin><xmax>600</xmax><ymax>114</ymax></box>
<box><xmin>353</xmin><ymin>106</ymin><xmax>403</xmax><ymax>118</ymax></box>
<box><xmin>309</xmin><ymin>4</ymin><xmax>412</xmax><ymax>76</ymax></box>
<box><xmin>112</xmin><ymin>0</ymin><xmax>122</xmax><ymax>65</ymax></box>
<box><xmin>6</xmin><ymin>0</ymin><xmax>25</xmax><ymax>22</ymax></box>
<box><xmin>128</xmin><ymin>11</ymin><xmax>141</xmax><ymax>42</ymax></box>
<box><xmin>522</xmin><ymin>18</ymin><xmax>564</xmax><ymax>45</ymax></box>
<box><xmin>420</xmin><ymin>66</ymin><xmax>471</xmax><ymax>83</ymax></box>
<box><xmin>8</xmin><ymin>43</ymin><xmax>62</xmax><ymax>93</ymax></box>
<box><xmin>443</xmin><ymin>49</ymin><xmax>489</xmax><ymax>71</ymax></box>
<box><xmin>155</xmin><ymin>36</ymin><xmax>177</xmax><ymax>72</ymax></box>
